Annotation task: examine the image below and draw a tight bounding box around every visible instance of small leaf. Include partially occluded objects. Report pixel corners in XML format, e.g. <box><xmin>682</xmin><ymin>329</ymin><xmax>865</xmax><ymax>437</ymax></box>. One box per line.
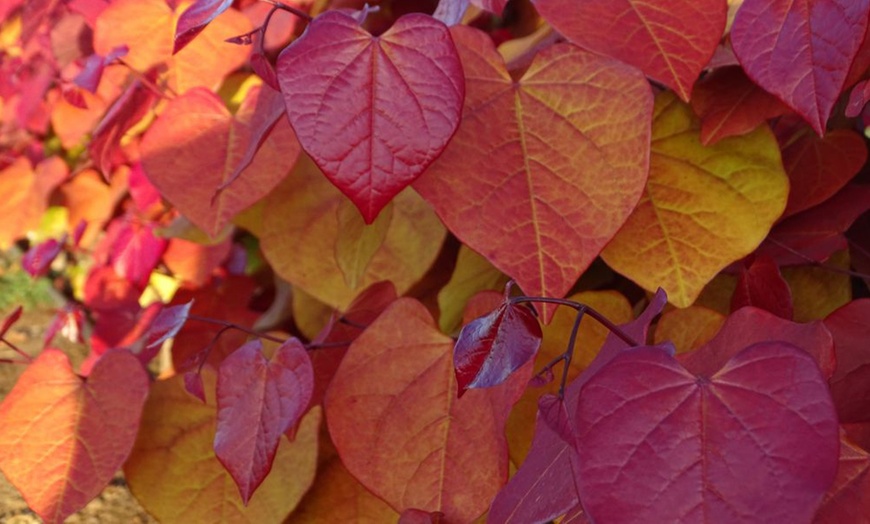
<box><xmin>173</xmin><ymin>0</ymin><xmax>234</xmax><ymax>54</ymax></box>
<box><xmin>22</xmin><ymin>236</ymin><xmax>64</xmax><ymax>277</ymax></box>
<box><xmin>215</xmin><ymin>338</ymin><xmax>314</xmax><ymax>503</ymax></box>
<box><xmin>0</xmin><ymin>306</ymin><xmax>23</xmax><ymax>339</ymax></box>
<box><xmin>143</xmin><ymin>301</ymin><xmax>193</xmax><ymax>349</ymax></box>
<box><xmin>276</xmin><ymin>11</ymin><xmax>464</xmax><ymax>222</ymax></box>
<box><xmin>0</xmin><ymin>349</ymin><xmax>149</xmax><ymax>524</ymax></box>
<box><xmin>453</xmin><ymin>298</ymin><xmax>542</xmax><ymax>395</ymax></box>
<box><xmin>731</xmin><ymin>254</ymin><xmax>793</xmax><ymax>320</ymax></box>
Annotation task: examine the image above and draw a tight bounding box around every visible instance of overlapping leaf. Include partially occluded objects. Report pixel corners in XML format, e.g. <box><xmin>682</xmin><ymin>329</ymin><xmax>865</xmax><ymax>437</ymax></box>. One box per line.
<box><xmin>173</xmin><ymin>0</ymin><xmax>233</xmax><ymax>53</ymax></box>
<box><xmin>276</xmin><ymin>11</ymin><xmax>464</xmax><ymax>222</ymax></box>
<box><xmin>415</xmin><ymin>26</ymin><xmax>652</xmax><ymax>322</ymax></box>
<box><xmin>731</xmin><ymin>254</ymin><xmax>793</xmax><ymax>319</ymax></box>
<box><xmin>0</xmin><ymin>349</ymin><xmax>149</xmax><ymax>524</ymax></box>
<box><xmin>325</xmin><ymin>298</ymin><xmax>529</xmax><ymax>522</ymax></box>
<box><xmin>575</xmin><ymin>343</ymin><xmax>839</xmax><ymax>523</ymax></box>
<box><xmin>141</xmin><ymin>85</ymin><xmax>300</xmax><ymax>236</ymax></box>
<box><xmin>125</xmin><ymin>372</ymin><xmax>320</xmax><ymax>522</ymax></box>
<box><xmin>531</xmin><ymin>0</ymin><xmax>726</xmax><ymax>100</ymax></box>
<box><xmin>260</xmin><ymin>155</ymin><xmax>445</xmax><ymax>310</ymax></box>
<box><xmin>813</xmin><ymin>437</ymin><xmax>870</xmax><ymax>523</ymax></box>
<box><xmin>730</xmin><ymin>0</ymin><xmax>870</xmax><ymax>134</ymax></box>
<box><xmin>601</xmin><ymin>92</ymin><xmax>789</xmax><ymax>307</ymax></box>
<box><xmin>489</xmin><ymin>290</ymin><xmax>667</xmax><ymax>523</ymax></box>
<box><xmin>825</xmin><ymin>299</ymin><xmax>870</xmax><ymax>423</ymax></box>
<box><xmin>652</xmin><ymin>305</ymin><xmax>725</xmax><ymax>354</ymax></box>
<box><xmin>215</xmin><ymin>338</ymin><xmax>314</xmax><ymax>503</ymax></box>
<box><xmin>453</xmin><ymin>294</ymin><xmax>541</xmax><ymax>395</ymax></box>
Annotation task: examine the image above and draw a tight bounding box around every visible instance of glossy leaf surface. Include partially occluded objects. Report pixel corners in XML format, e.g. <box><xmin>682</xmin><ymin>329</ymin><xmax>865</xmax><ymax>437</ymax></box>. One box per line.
<box><xmin>276</xmin><ymin>11</ymin><xmax>464</xmax><ymax>222</ymax></box>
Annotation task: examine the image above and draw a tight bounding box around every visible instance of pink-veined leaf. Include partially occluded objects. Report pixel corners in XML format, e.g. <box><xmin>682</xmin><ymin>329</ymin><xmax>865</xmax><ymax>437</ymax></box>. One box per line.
<box><xmin>215</xmin><ymin>338</ymin><xmax>314</xmax><ymax>503</ymax></box>
<box><xmin>488</xmin><ymin>289</ymin><xmax>667</xmax><ymax>523</ymax></box>
<box><xmin>173</xmin><ymin>0</ymin><xmax>233</xmax><ymax>54</ymax></box>
<box><xmin>825</xmin><ymin>299</ymin><xmax>870</xmax><ymax>423</ymax></box>
<box><xmin>731</xmin><ymin>0</ymin><xmax>870</xmax><ymax>135</ymax></box>
<box><xmin>453</xmin><ymin>294</ymin><xmax>542</xmax><ymax>395</ymax></box>
<box><xmin>531</xmin><ymin>0</ymin><xmax>726</xmax><ymax>101</ymax></box>
<box><xmin>730</xmin><ymin>254</ymin><xmax>793</xmax><ymax>320</ymax></box>
<box><xmin>575</xmin><ymin>342</ymin><xmax>839</xmax><ymax>523</ymax></box>
<box><xmin>0</xmin><ymin>349</ymin><xmax>149</xmax><ymax>524</ymax></box>
<box><xmin>276</xmin><ymin>11</ymin><xmax>464</xmax><ymax>223</ymax></box>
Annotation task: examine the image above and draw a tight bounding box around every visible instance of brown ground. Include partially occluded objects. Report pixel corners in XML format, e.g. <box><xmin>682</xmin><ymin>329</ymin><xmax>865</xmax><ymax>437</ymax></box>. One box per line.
<box><xmin>0</xmin><ymin>306</ymin><xmax>156</xmax><ymax>523</ymax></box>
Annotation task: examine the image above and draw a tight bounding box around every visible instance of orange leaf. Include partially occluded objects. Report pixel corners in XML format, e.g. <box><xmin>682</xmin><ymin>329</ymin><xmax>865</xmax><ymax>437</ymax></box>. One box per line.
<box><xmin>325</xmin><ymin>298</ymin><xmax>529</xmax><ymax>522</ymax></box>
<box><xmin>261</xmin><ymin>155</ymin><xmax>446</xmax><ymax>309</ymax></box>
<box><xmin>601</xmin><ymin>92</ymin><xmax>789</xmax><ymax>307</ymax></box>
<box><xmin>0</xmin><ymin>349</ymin><xmax>149</xmax><ymax>524</ymax></box>
<box><xmin>0</xmin><ymin>157</ymin><xmax>67</xmax><ymax>248</ymax></box>
<box><xmin>141</xmin><ymin>85</ymin><xmax>299</xmax><ymax>236</ymax></box>
<box><xmin>124</xmin><ymin>371</ymin><xmax>320</xmax><ymax>522</ymax></box>
<box><xmin>415</xmin><ymin>26</ymin><xmax>652</xmax><ymax>321</ymax></box>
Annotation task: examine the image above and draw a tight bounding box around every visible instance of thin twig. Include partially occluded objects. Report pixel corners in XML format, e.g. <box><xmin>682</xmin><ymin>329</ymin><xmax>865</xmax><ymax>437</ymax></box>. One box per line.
<box><xmin>510</xmin><ymin>296</ymin><xmax>640</xmax><ymax>347</ymax></box>
<box><xmin>767</xmin><ymin>238</ymin><xmax>870</xmax><ymax>279</ymax></box>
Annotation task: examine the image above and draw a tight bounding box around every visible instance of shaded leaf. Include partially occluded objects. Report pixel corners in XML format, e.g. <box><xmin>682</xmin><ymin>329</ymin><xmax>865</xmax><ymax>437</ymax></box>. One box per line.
<box><xmin>141</xmin><ymin>85</ymin><xmax>300</xmax><ymax>236</ymax></box>
<box><xmin>0</xmin><ymin>349</ymin><xmax>149</xmax><ymax>524</ymax></box>
<box><xmin>782</xmin><ymin>249</ymin><xmax>852</xmax><ymax>322</ymax></box>
<box><xmin>415</xmin><ymin>27</ymin><xmax>652</xmax><ymax>322</ymax></box>
<box><xmin>125</xmin><ymin>371</ymin><xmax>320</xmax><ymax>522</ymax></box>
<box><xmin>276</xmin><ymin>11</ymin><xmax>464</xmax><ymax>222</ymax></box>
<box><xmin>215</xmin><ymin>338</ymin><xmax>314</xmax><ymax>503</ymax></box>
<box><xmin>731</xmin><ymin>254</ymin><xmax>793</xmax><ymax>319</ymax></box>
<box><xmin>325</xmin><ymin>298</ymin><xmax>529</xmax><ymax>522</ymax></box>
<box><xmin>437</xmin><ymin>245</ymin><xmax>509</xmax><ymax>335</ymax></box>
<box><xmin>691</xmin><ymin>66</ymin><xmax>789</xmax><ymax>145</ymax></box>
<box><xmin>22</xmin><ymin>236</ymin><xmax>64</xmax><ymax>277</ymax></box>
<box><xmin>730</xmin><ymin>0</ymin><xmax>870</xmax><ymax>134</ymax></box>
<box><xmin>825</xmin><ymin>299</ymin><xmax>870</xmax><ymax>423</ymax></box>
<box><xmin>575</xmin><ymin>343</ymin><xmax>839</xmax><ymax>523</ymax></box>
<box><xmin>261</xmin><ymin>155</ymin><xmax>445</xmax><ymax>309</ymax></box>
<box><xmin>335</xmin><ymin>199</ymin><xmax>392</xmax><ymax>290</ymax></box>
<box><xmin>813</xmin><ymin>436</ymin><xmax>870</xmax><ymax>523</ymax></box>
<box><xmin>601</xmin><ymin>92</ymin><xmax>789</xmax><ymax>307</ymax></box>
<box><xmin>531</xmin><ymin>0</ymin><xmax>726</xmax><ymax>100</ymax></box>
<box><xmin>652</xmin><ymin>305</ymin><xmax>725</xmax><ymax>354</ymax></box>
<box><xmin>453</xmin><ymin>295</ymin><xmax>542</xmax><ymax>395</ymax></box>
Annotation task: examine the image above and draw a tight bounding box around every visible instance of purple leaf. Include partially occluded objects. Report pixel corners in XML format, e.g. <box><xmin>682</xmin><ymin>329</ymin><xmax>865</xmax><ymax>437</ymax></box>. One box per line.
<box><xmin>143</xmin><ymin>301</ymin><xmax>192</xmax><ymax>349</ymax></box>
<box><xmin>173</xmin><ymin>0</ymin><xmax>234</xmax><ymax>54</ymax></box>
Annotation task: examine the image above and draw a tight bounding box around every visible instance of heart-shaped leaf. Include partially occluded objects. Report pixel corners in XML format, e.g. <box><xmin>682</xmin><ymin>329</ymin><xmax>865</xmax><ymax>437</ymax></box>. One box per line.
<box><xmin>173</xmin><ymin>0</ymin><xmax>233</xmax><ymax>53</ymax></box>
<box><xmin>215</xmin><ymin>338</ymin><xmax>314</xmax><ymax>503</ymax></box>
<box><xmin>731</xmin><ymin>0</ymin><xmax>870</xmax><ymax>134</ymax></box>
<box><xmin>0</xmin><ymin>349</ymin><xmax>149</xmax><ymax>524</ymax></box>
<box><xmin>276</xmin><ymin>11</ymin><xmax>464</xmax><ymax>222</ymax></box>
<box><xmin>415</xmin><ymin>26</ymin><xmax>652</xmax><ymax>321</ymax></box>
<box><xmin>575</xmin><ymin>343</ymin><xmax>839</xmax><ymax>523</ymax></box>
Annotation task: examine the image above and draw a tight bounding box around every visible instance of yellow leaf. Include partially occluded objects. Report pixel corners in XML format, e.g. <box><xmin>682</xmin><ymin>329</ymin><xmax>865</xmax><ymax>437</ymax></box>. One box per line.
<box><xmin>261</xmin><ymin>156</ymin><xmax>446</xmax><ymax>309</ymax></box>
<box><xmin>438</xmin><ymin>245</ymin><xmax>509</xmax><ymax>335</ymax></box>
<box><xmin>782</xmin><ymin>250</ymin><xmax>852</xmax><ymax>322</ymax></box>
<box><xmin>602</xmin><ymin>92</ymin><xmax>788</xmax><ymax>307</ymax></box>
<box><xmin>335</xmin><ymin>199</ymin><xmax>392</xmax><ymax>290</ymax></box>
<box><xmin>653</xmin><ymin>305</ymin><xmax>726</xmax><ymax>353</ymax></box>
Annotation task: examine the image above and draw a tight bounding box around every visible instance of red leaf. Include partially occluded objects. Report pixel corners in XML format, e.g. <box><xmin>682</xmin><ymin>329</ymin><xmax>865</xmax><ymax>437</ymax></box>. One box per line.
<box><xmin>453</xmin><ymin>297</ymin><xmax>542</xmax><ymax>395</ymax></box>
<box><xmin>488</xmin><ymin>289</ymin><xmax>667</xmax><ymax>523</ymax></box>
<box><xmin>143</xmin><ymin>301</ymin><xmax>192</xmax><ymax>350</ymax></box>
<box><xmin>276</xmin><ymin>11</ymin><xmax>464</xmax><ymax>222</ymax></box>
<box><xmin>89</xmin><ymin>68</ymin><xmax>159</xmax><ymax>178</ymax></box>
<box><xmin>576</xmin><ymin>343</ymin><xmax>839</xmax><ymax>523</ymax></box>
<box><xmin>0</xmin><ymin>349</ymin><xmax>149</xmax><ymax>523</ymax></box>
<box><xmin>731</xmin><ymin>0</ymin><xmax>870</xmax><ymax>135</ymax></box>
<box><xmin>173</xmin><ymin>0</ymin><xmax>233</xmax><ymax>54</ymax></box>
<box><xmin>22</xmin><ymin>236</ymin><xmax>65</xmax><ymax>277</ymax></box>
<box><xmin>826</xmin><ymin>299</ymin><xmax>870</xmax><ymax>423</ymax></box>
<box><xmin>760</xmin><ymin>184</ymin><xmax>870</xmax><ymax>265</ymax></box>
<box><xmin>846</xmin><ymin>78</ymin><xmax>870</xmax><ymax>117</ymax></box>
<box><xmin>531</xmin><ymin>0</ymin><xmax>726</xmax><ymax>101</ymax></box>
<box><xmin>0</xmin><ymin>306</ymin><xmax>22</xmax><ymax>339</ymax></box>
<box><xmin>814</xmin><ymin>436</ymin><xmax>870</xmax><ymax>523</ymax></box>
<box><xmin>679</xmin><ymin>306</ymin><xmax>835</xmax><ymax>379</ymax></box>
<box><xmin>730</xmin><ymin>254</ymin><xmax>793</xmax><ymax>320</ymax></box>
<box><xmin>73</xmin><ymin>45</ymin><xmax>128</xmax><ymax>93</ymax></box>
<box><xmin>141</xmin><ymin>85</ymin><xmax>299</xmax><ymax>236</ymax></box>
<box><xmin>779</xmin><ymin>126</ymin><xmax>867</xmax><ymax>218</ymax></box>
<box><xmin>106</xmin><ymin>219</ymin><xmax>167</xmax><ymax>289</ymax></box>
<box><xmin>415</xmin><ymin>27</ymin><xmax>652</xmax><ymax>322</ymax></box>
<box><xmin>215</xmin><ymin>338</ymin><xmax>314</xmax><ymax>503</ymax></box>
<box><xmin>325</xmin><ymin>298</ymin><xmax>529</xmax><ymax>522</ymax></box>
<box><xmin>691</xmin><ymin>66</ymin><xmax>789</xmax><ymax>145</ymax></box>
